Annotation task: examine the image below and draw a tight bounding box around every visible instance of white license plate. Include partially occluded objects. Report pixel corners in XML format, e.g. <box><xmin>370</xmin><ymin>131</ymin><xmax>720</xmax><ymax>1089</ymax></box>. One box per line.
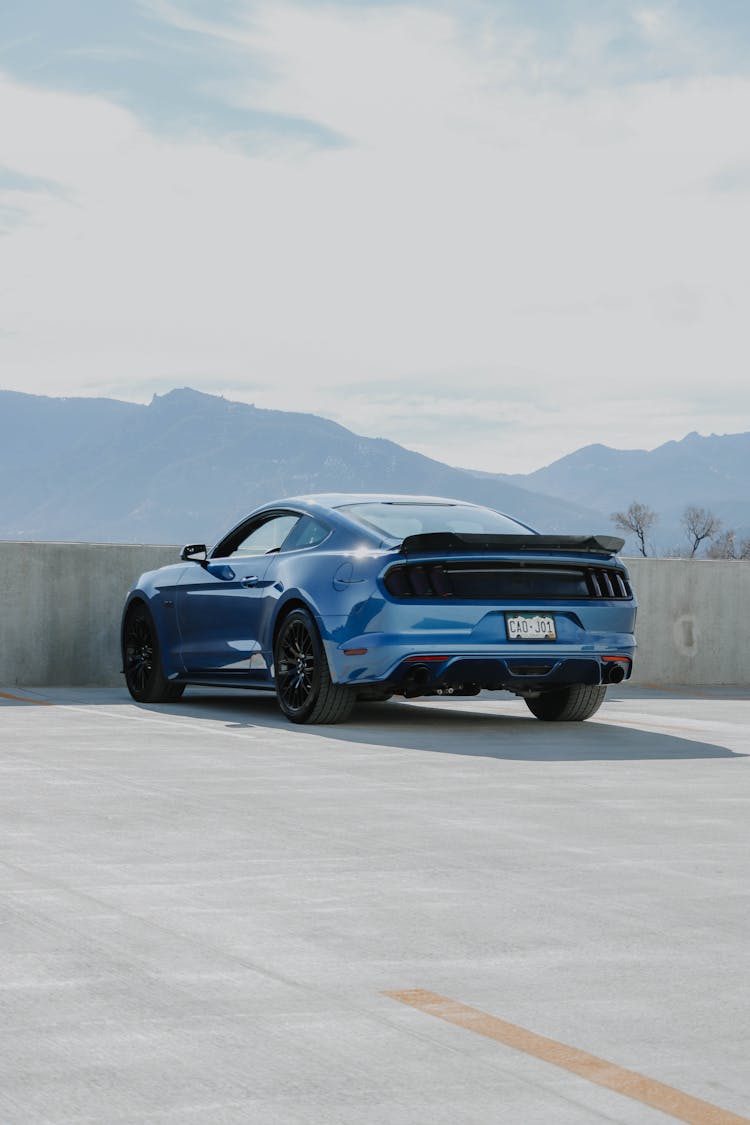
<box><xmin>505</xmin><ymin>613</ymin><xmax>557</xmax><ymax>641</ymax></box>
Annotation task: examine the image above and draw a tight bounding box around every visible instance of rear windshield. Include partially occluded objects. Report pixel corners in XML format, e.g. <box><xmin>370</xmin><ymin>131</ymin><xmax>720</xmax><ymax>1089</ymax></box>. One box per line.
<box><xmin>337</xmin><ymin>502</ymin><xmax>531</xmax><ymax>540</ymax></box>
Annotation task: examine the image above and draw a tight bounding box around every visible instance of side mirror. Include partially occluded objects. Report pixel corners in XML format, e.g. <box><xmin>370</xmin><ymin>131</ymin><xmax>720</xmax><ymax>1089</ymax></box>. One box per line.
<box><xmin>181</xmin><ymin>543</ymin><xmax>208</xmax><ymax>563</ymax></box>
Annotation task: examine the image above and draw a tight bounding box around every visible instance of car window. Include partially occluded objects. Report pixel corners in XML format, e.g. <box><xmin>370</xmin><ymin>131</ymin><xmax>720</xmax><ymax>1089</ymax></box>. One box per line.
<box><xmin>230</xmin><ymin>514</ymin><xmax>300</xmax><ymax>556</ymax></box>
<box><xmin>338</xmin><ymin>502</ymin><xmax>530</xmax><ymax>538</ymax></box>
<box><xmin>282</xmin><ymin>516</ymin><xmax>331</xmax><ymax>552</ymax></box>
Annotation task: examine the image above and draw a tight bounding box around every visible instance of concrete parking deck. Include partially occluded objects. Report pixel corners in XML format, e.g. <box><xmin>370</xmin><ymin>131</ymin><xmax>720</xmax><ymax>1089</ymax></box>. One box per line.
<box><xmin>1</xmin><ymin>686</ymin><xmax>749</xmax><ymax>1124</ymax></box>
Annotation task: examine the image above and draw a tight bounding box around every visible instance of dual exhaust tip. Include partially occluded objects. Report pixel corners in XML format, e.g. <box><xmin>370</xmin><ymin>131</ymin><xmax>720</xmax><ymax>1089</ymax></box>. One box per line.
<box><xmin>602</xmin><ymin>659</ymin><xmax>628</xmax><ymax>684</ymax></box>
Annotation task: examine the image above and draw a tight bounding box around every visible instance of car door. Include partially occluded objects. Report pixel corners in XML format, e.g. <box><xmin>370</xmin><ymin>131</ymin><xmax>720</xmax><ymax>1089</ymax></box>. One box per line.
<box><xmin>175</xmin><ymin>513</ymin><xmax>300</xmax><ymax>677</ymax></box>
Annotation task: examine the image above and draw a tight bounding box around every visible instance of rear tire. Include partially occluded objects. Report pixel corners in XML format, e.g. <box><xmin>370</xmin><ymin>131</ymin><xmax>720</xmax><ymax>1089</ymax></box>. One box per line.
<box><xmin>123</xmin><ymin>604</ymin><xmax>185</xmax><ymax>704</ymax></box>
<box><xmin>274</xmin><ymin>608</ymin><xmax>354</xmax><ymax>724</ymax></box>
<box><xmin>524</xmin><ymin>683</ymin><xmax>606</xmax><ymax>722</ymax></box>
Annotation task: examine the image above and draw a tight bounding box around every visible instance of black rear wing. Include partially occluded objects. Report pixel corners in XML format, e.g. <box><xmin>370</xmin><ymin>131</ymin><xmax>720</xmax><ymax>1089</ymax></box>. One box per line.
<box><xmin>400</xmin><ymin>532</ymin><xmax>625</xmax><ymax>556</ymax></box>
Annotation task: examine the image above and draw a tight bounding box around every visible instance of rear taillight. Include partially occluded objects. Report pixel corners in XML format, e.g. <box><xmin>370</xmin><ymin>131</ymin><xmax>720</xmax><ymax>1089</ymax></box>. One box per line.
<box><xmin>385</xmin><ymin>564</ymin><xmax>454</xmax><ymax>598</ymax></box>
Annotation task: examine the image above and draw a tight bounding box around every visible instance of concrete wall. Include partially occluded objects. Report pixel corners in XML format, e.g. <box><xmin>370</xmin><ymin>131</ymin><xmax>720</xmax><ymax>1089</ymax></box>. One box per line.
<box><xmin>625</xmin><ymin>557</ymin><xmax>750</xmax><ymax>685</ymax></box>
<box><xmin>0</xmin><ymin>542</ymin><xmax>179</xmax><ymax>687</ymax></box>
<box><xmin>1</xmin><ymin>543</ymin><xmax>748</xmax><ymax>687</ymax></box>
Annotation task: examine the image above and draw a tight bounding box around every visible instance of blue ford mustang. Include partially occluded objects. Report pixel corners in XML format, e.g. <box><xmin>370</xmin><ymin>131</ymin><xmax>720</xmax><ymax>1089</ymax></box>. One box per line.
<box><xmin>121</xmin><ymin>494</ymin><xmax>636</xmax><ymax>724</ymax></box>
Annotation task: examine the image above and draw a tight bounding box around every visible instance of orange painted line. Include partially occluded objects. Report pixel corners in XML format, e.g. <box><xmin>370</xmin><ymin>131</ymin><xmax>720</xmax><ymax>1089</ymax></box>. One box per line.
<box><xmin>384</xmin><ymin>990</ymin><xmax>750</xmax><ymax>1125</ymax></box>
<box><xmin>0</xmin><ymin>690</ymin><xmax>52</xmax><ymax>706</ymax></box>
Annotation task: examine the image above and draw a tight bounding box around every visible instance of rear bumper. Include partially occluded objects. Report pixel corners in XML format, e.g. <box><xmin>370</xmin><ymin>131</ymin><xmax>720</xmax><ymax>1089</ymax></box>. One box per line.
<box><xmin>389</xmin><ymin>654</ymin><xmax>629</xmax><ymax>694</ymax></box>
<box><xmin>326</xmin><ymin>633</ymin><xmax>635</xmax><ymax>692</ymax></box>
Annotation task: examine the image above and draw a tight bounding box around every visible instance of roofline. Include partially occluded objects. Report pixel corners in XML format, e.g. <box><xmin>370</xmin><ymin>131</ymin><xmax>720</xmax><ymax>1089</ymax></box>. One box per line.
<box><xmin>286</xmin><ymin>493</ymin><xmax>507</xmax><ymax>509</ymax></box>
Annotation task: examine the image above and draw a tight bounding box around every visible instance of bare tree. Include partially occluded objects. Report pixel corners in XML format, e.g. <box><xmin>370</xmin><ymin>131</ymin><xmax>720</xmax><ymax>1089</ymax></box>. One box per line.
<box><xmin>611</xmin><ymin>501</ymin><xmax>658</xmax><ymax>557</ymax></box>
<box><xmin>706</xmin><ymin>529</ymin><xmax>736</xmax><ymax>558</ymax></box>
<box><xmin>706</xmin><ymin>529</ymin><xmax>750</xmax><ymax>559</ymax></box>
<box><xmin>681</xmin><ymin>505</ymin><xmax>722</xmax><ymax>557</ymax></box>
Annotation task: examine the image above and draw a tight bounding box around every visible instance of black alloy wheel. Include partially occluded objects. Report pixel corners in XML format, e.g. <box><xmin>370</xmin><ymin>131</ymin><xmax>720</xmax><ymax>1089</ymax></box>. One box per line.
<box><xmin>524</xmin><ymin>683</ymin><xmax>606</xmax><ymax>722</ymax></box>
<box><xmin>274</xmin><ymin>608</ymin><xmax>354</xmax><ymax>724</ymax></box>
<box><xmin>123</xmin><ymin>604</ymin><xmax>184</xmax><ymax>704</ymax></box>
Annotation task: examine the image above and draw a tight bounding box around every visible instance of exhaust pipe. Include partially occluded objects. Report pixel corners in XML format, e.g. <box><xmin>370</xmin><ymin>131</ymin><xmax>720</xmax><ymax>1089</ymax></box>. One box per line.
<box><xmin>603</xmin><ymin>662</ymin><xmax>626</xmax><ymax>684</ymax></box>
<box><xmin>402</xmin><ymin>663</ymin><xmax>431</xmax><ymax>697</ymax></box>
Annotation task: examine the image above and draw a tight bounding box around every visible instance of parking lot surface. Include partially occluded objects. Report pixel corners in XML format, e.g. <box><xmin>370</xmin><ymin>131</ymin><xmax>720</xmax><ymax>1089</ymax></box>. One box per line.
<box><xmin>1</xmin><ymin>685</ymin><xmax>749</xmax><ymax>1125</ymax></box>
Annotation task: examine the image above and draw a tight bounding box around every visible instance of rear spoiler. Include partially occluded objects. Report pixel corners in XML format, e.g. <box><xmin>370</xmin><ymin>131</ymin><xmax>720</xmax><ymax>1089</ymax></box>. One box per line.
<box><xmin>400</xmin><ymin>532</ymin><xmax>625</xmax><ymax>556</ymax></box>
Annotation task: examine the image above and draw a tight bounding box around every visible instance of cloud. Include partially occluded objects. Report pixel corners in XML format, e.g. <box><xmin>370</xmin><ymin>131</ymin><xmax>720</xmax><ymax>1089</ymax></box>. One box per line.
<box><xmin>0</xmin><ymin>0</ymin><xmax>346</xmax><ymax>151</ymax></box>
<box><xmin>1</xmin><ymin>2</ymin><xmax>749</xmax><ymax>473</ymax></box>
<box><xmin>0</xmin><ymin>163</ymin><xmax>67</xmax><ymax>233</ymax></box>
<box><xmin>707</xmin><ymin>162</ymin><xmax>750</xmax><ymax>193</ymax></box>
<box><xmin>5</xmin><ymin>2</ymin><xmax>750</xmax><ymax>150</ymax></box>
<box><xmin>0</xmin><ymin>165</ymin><xmax>64</xmax><ymax>193</ymax></box>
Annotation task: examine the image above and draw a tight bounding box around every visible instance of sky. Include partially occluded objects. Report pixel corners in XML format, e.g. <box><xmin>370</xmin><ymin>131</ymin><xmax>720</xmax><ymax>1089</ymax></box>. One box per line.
<box><xmin>1</xmin><ymin>1</ymin><xmax>749</xmax><ymax>473</ymax></box>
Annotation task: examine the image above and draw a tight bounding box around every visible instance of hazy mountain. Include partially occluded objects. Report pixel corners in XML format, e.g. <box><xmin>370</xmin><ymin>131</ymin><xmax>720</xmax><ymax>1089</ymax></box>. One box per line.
<box><xmin>0</xmin><ymin>387</ymin><xmax>602</xmax><ymax>544</ymax></box>
<box><xmin>4</xmin><ymin>387</ymin><xmax>746</xmax><ymax>550</ymax></box>
<box><xmin>503</xmin><ymin>431</ymin><xmax>750</xmax><ymax>550</ymax></box>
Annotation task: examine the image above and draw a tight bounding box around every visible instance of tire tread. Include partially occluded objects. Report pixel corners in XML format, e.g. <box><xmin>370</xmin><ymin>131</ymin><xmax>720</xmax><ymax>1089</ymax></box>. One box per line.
<box><xmin>123</xmin><ymin>604</ymin><xmax>185</xmax><ymax>704</ymax></box>
<box><xmin>275</xmin><ymin>609</ymin><xmax>354</xmax><ymax>725</ymax></box>
<box><xmin>524</xmin><ymin>683</ymin><xmax>606</xmax><ymax>722</ymax></box>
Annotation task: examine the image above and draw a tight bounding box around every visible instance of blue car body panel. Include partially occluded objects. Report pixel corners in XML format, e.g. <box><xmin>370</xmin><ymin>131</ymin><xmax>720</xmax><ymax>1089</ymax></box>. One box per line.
<box><xmin>122</xmin><ymin>494</ymin><xmax>637</xmax><ymax>696</ymax></box>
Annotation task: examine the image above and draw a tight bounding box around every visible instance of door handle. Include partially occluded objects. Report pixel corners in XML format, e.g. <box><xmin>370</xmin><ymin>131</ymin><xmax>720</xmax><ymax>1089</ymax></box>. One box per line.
<box><xmin>240</xmin><ymin>575</ymin><xmax>260</xmax><ymax>588</ymax></box>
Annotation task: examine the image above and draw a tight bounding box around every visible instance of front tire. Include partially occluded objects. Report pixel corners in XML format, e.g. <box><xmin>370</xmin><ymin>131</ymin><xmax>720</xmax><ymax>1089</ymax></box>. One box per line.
<box><xmin>274</xmin><ymin>608</ymin><xmax>354</xmax><ymax>724</ymax></box>
<box><xmin>123</xmin><ymin>604</ymin><xmax>185</xmax><ymax>704</ymax></box>
<box><xmin>524</xmin><ymin>683</ymin><xmax>606</xmax><ymax>722</ymax></box>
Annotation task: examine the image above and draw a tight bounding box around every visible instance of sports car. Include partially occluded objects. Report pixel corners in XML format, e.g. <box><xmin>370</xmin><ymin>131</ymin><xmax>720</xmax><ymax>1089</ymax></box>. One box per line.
<box><xmin>121</xmin><ymin>494</ymin><xmax>636</xmax><ymax>724</ymax></box>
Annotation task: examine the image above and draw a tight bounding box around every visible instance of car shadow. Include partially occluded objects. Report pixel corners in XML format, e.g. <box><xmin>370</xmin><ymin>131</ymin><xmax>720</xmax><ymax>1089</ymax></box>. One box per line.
<box><xmin>136</xmin><ymin>690</ymin><xmax>744</xmax><ymax>763</ymax></box>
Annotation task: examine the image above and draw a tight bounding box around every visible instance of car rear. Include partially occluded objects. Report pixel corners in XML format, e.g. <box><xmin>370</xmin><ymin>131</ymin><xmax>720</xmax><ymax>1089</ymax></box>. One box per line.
<box><xmin>328</xmin><ymin>500</ymin><xmax>636</xmax><ymax>709</ymax></box>
<box><xmin>374</xmin><ymin>537</ymin><xmax>636</xmax><ymax>699</ymax></box>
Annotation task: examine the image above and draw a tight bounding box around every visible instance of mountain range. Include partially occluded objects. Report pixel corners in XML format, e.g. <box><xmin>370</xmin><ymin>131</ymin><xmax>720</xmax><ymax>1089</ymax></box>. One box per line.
<box><xmin>1</xmin><ymin>387</ymin><xmax>747</xmax><ymax>552</ymax></box>
<box><xmin>501</xmin><ymin>431</ymin><xmax>750</xmax><ymax>550</ymax></box>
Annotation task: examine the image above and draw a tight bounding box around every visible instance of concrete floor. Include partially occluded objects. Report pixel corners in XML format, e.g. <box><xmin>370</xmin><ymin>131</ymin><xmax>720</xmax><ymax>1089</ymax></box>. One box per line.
<box><xmin>1</xmin><ymin>685</ymin><xmax>748</xmax><ymax>1125</ymax></box>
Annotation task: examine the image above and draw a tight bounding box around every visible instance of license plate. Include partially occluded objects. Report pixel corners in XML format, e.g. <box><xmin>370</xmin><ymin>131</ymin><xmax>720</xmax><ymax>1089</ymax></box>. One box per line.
<box><xmin>505</xmin><ymin>613</ymin><xmax>556</xmax><ymax>641</ymax></box>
